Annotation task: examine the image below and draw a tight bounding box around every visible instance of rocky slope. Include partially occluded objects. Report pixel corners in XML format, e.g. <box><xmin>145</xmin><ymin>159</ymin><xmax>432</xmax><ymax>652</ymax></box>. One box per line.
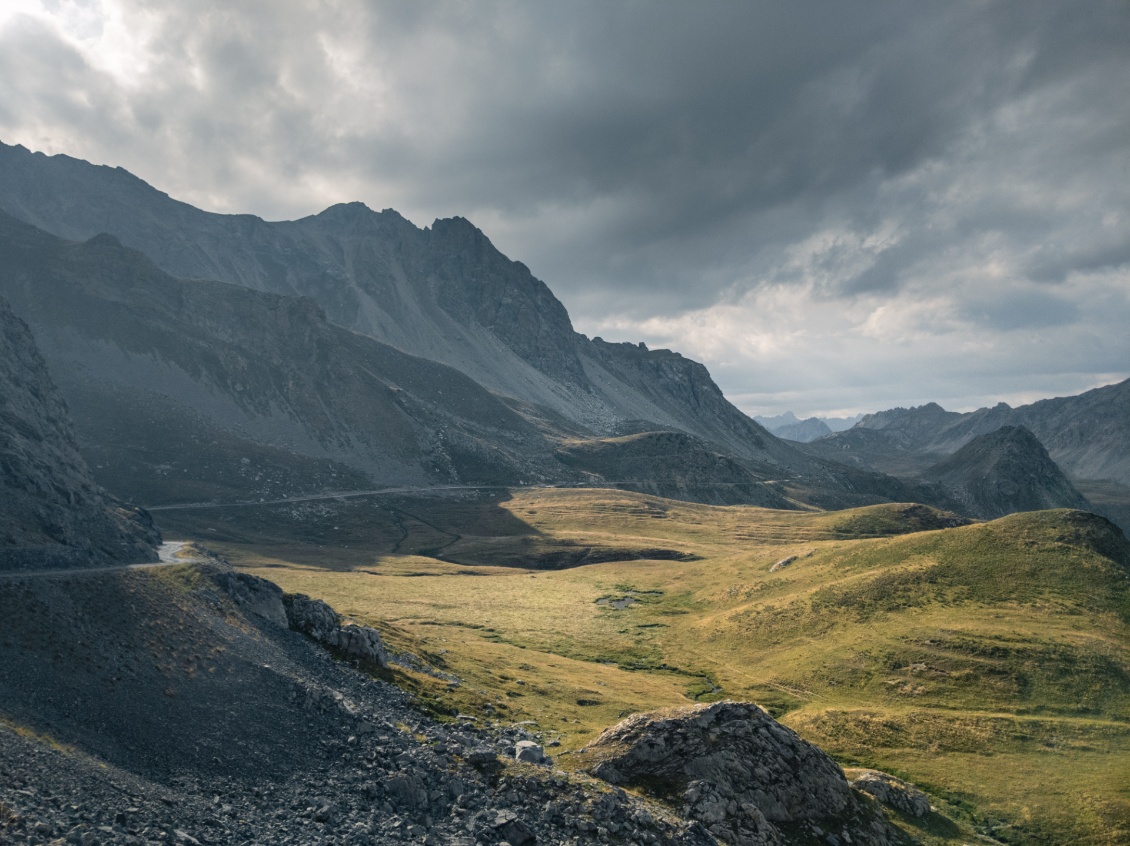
<box><xmin>0</xmin><ymin>294</ymin><xmax>159</xmax><ymax>570</ymax></box>
<box><xmin>0</xmin><ymin>211</ymin><xmax>570</xmax><ymax>504</ymax></box>
<box><xmin>0</xmin><ymin>556</ymin><xmax>917</xmax><ymax>845</ymax></box>
<box><xmin>0</xmin><ymin>140</ymin><xmax>829</xmax><ymax>476</ymax></box>
<box><xmin>0</xmin><ymin>147</ymin><xmax>959</xmax><ymax>514</ymax></box>
<box><xmin>0</xmin><ymin>140</ymin><xmax>769</xmax><ymax>447</ymax></box>
<box><xmin>921</xmin><ymin>426</ymin><xmax>1091</xmax><ymax>520</ymax></box>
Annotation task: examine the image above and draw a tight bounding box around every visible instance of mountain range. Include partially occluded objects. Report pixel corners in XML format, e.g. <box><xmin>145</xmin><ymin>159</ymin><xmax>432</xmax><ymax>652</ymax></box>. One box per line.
<box><xmin>0</xmin><ymin>140</ymin><xmax>951</xmax><ymax>514</ymax></box>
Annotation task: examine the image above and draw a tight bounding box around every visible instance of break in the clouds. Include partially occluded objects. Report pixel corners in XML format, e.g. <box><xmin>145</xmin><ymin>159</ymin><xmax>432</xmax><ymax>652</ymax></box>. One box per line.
<box><xmin>1</xmin><ymin>0</ymin><xmax>1127</xmax><ymax>415</ymax></box>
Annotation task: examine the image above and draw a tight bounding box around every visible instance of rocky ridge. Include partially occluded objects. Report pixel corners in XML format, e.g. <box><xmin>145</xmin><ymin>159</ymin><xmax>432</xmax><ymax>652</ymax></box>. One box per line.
<box><xmin>0</xmin><ymin>556</ymin><xmax>924</xmax><ymax>845</ymax></box>
<box><xmin>818</xmin><ymin>380</ymin><xmax>1130</xmax><ymax>487</ymax></box>
<box><xmin>0</xmin><ymin>293</ymin><xmax>159</xmax><ymax>570</ymax></box>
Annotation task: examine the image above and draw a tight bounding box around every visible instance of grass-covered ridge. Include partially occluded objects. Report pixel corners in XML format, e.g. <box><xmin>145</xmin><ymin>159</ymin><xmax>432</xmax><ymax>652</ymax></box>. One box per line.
<box><xmin>160</xmin><ymin>490</ymin><xmax>1130</xmax><ymax>845</ymax></box>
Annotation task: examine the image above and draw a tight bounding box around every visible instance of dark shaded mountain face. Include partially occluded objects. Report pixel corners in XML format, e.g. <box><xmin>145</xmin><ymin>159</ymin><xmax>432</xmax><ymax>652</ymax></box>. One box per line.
<box><xmin>921</xmin><ymin>426</ymin><xmax>1091</xmax><ymax>520</ymax></box>
<box><xmin>555</xmin><ymin>431</ymin><xmax>794</xmax><ymax>507</ymax></box>
<box><xmin>0</xmin><ymin>140</ymin><xmax>789</xmax><ymax>464</ymax></box>
<box><xmin>0</xmin><ymin>212</ymin><xmax>568</xmax><ymax>504</ymax></box>
<box><xmin>0</xmin><ymin>141</ymin><xmax>954</xmax><ymax>515</ymax></box>
<box><xmin>0</xmin><ymin>294</ymin><xmax>159</xmax><ymax>569</ymax></box>
<box><xmin>824</xmin><ymin>384</ymin><xmax>1130</xmax><ymax>487</ymax></box>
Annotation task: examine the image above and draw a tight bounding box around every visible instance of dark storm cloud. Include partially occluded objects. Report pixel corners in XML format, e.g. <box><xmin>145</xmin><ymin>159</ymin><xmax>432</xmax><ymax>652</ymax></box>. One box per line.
<box><xmin>0</xmin><ymin>0</ymin><xmax>1127</xmax><ymax>413</ymax></box>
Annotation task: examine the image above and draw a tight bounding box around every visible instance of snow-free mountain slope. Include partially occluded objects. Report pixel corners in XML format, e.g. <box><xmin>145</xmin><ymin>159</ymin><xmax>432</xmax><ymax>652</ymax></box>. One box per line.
<box><xmin>921</xmin><ymin>425</ymin><xmax>1091</xmax><ymax>519</ymax></box>
<box><xmin>0</xmin><ymin>140</ymin><xmax>782</xmax><ymax>448</ymax></box>
<box><xmin>0</xmin><ymin>294</ymin><xmax>159</xmax><ymax>569</ymax></box>
<box><xmin>0</xmin><ymin>211</ymin><xmax>567</xmax><ymax>503</ymax></box>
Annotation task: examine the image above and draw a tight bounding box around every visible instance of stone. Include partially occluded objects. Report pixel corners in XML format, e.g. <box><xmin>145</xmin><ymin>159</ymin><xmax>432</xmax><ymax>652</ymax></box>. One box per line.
<box><xmin>284</xmin><ymin>594</ymin><xmax>341</xmax><ymax>640</ymax></box>
<box><xmin>849</xmin><ymin>770</ymin><xmax>932</xmax><ymax>818</ymax></box>
<box><xmin>580</xmin><ymin>701</ymin><xmax>899</xmax><ymax>845</ymax></box>
<box><xmin>211</xmin><ymin>570</ymin><xmax>287</xmax><ymax>627</ymax></box>
<box><xmin>514</xmin><ymin>741</ymin><xmax>544</xmax><ymax>764</ymax></box>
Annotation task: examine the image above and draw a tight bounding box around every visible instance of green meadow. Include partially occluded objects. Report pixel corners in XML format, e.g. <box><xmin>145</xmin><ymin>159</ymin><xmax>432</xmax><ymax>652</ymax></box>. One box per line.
<box><xmin>159</xmin><ymin>489</ymin><xmax>1130</xmax><ymax>845</ymax></box>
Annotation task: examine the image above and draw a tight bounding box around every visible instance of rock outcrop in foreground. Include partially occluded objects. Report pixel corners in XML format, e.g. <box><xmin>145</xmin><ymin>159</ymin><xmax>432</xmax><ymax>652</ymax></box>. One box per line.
<box><xmin>580</xmin><ymin>701</ymin><xmax>900</xmax><ymax>846</ymax></box>
<box><xmin>0</xmin><ymin>294</ymin><xmax>159</xmax><ymax>570</ymax></box>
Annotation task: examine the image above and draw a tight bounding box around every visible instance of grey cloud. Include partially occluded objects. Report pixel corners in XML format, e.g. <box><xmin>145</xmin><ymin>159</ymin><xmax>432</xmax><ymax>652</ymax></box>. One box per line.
<box><xmin>0</xmin><ymin>0</ymin><xmax>1127</xmax><ymax>413</ymax></box>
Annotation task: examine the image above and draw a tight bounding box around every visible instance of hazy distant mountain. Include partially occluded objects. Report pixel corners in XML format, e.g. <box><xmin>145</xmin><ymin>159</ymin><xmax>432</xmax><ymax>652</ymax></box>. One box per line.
<box><xmin>753</xmin><ymin>411</ymin><xmax>862</xmax><ymax>442</ymax></box>
<box><xmin>921</xmin><ymin>426</ymin><xmax>1091</xmax><ymax>520</ymax></box>
<box><xmin>814</xmin><ymin>384</ymin><xmax>1130</xmax><ymax>487</ymax></box>
<box><xmin>0</xmin><ymin>294</ymin><xmax>159</xmax><ymax>568</ymax></box>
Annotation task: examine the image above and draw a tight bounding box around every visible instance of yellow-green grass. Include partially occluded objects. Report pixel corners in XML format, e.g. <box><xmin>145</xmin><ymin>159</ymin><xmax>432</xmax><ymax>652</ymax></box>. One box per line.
<box><xmin>161</xmin><ymin>489</ymin><xmax>1130</xmax><ymax>844</ymax></box>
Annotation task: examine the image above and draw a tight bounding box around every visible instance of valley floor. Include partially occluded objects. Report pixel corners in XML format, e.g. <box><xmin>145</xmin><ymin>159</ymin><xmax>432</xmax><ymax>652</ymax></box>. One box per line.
<box><xmin>157</xmin><ymin>488</ymin><xmax>1130</xmax><ymax>846</ymax></box>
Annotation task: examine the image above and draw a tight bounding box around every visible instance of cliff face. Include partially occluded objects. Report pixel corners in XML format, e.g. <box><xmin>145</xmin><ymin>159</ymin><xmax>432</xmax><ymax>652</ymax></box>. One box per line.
<box><xmin>0</xmin><ymin>295</ymin><xmax>159</xmax><ymax>569</ymax></box>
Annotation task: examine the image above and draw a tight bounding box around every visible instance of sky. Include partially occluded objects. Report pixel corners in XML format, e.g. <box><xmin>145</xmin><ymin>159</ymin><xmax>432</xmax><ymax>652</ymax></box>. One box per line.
<box><xmin>1</xmin><ymin>1</ymin><xmax>1127</xmax><ymax>417</ymax></box>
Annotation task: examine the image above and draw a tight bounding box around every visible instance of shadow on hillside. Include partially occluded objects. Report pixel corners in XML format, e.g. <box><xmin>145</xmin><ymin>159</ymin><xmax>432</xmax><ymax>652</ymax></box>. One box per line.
<box><xmin>155</xmin><ymin>488</ymin><xmax>543</xmax><ymax>569</ymax></box>
<box><xmin>0</xmin><ymin>568</ymin><xmax>351</xmax><ymax>783</ymax></box>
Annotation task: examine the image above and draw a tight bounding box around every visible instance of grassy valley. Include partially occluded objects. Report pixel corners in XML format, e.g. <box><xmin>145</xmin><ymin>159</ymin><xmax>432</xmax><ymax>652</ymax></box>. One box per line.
<box><xmin>158</xmin><ymin>489</ymin><xmax>1130</xmax><ymax>845</ymax></box>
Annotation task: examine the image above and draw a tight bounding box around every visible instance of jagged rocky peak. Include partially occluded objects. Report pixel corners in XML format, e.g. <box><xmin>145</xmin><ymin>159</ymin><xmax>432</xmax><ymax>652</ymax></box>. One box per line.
<box><xmin>0</xmin><ymin>294</ymin><xmax>160</xmax><ymax>570</ymax></box>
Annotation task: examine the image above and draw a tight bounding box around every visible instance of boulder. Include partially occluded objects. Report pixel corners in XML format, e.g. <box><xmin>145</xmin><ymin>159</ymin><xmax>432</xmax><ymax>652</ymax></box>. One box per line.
<box><xmin>210</xmin><ymin>569</ymin><xmax>287</xmax><ymax>627</ymax></box>
<box><xmin>283</xmin><ymin>594</ymin><xmax>341</xmax><ymax>640</ymax></box>
<box><xmin>580</xmin><ymin>701</ymin><xmax>898</xmax><ymax>846</ymax></box>
<box><xmin>283</xmin><ymin>593</ymin><xmax>389</xmax><ymax>669</ymax></box>
<box><xmin>333</xmin><ymin>624</ymin><xmax>389</xmax><ymax>668</ymax></box>
<box><xmin>850</xmin><ymin>770</ymin><xmax>932</xmax><ymax>818</ymax></box>
<box><xmin>514</xmin><ymin>741</ymin><xmax>544</xmax><ymax>764</ymax></box>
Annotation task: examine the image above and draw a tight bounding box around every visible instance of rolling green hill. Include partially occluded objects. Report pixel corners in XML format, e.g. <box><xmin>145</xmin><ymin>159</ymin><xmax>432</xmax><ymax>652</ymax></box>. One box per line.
<box><xmin>160</xmin><ymin>489</ymin><xmax>1130</xmax><ymax>845</ymax></box>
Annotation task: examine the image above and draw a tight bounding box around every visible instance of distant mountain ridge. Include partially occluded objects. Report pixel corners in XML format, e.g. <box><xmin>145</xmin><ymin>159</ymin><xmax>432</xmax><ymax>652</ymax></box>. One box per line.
<box><xmin>754</xmin><ymin>411</ymin><xmax>863</xmax><ymax>442</ymax></box>
<box><xmin>817</xmin><ymin>382</ymin><xmax>1130</xmax><ymax>487</ymax></box>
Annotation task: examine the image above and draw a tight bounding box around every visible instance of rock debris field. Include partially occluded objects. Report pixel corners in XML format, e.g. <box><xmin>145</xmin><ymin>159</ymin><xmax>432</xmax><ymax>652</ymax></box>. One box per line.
<box><xmin>0</xmin><ymin>555</ymin><xmax>906</xmax><ymax>845</ymax></box>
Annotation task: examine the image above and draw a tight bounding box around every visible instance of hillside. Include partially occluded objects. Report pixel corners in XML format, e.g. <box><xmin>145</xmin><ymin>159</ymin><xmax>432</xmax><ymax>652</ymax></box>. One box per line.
<box><xmin>0</xmin><ymin>140</ymin><xmax>795</xmax><ymax>464</ymax></box>
<box><xmin>174</xmin><ymin>488</ymin><xmax>1130</xmax><ymax>845</ymax></box>
<box><xmin>0</xmin><ymin>211</ymin><xmax>574</xmax><ymax>503</ymax></box>
<box><xmin>0</xmin><ymin>294</ymin><xmax>159</xmax><ymax>569</ymax></box>
<box><xmin>921</xmin><ymin>425</ymin><xmax>1091</xmax><ymax>519</ymax></box>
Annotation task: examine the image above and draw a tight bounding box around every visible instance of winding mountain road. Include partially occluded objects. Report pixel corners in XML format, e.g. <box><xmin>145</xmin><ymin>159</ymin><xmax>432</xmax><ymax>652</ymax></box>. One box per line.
<box><xmin>0</xmin><ymin>541</ymin><xmax>204</xmax><ymax>580</ymax></box>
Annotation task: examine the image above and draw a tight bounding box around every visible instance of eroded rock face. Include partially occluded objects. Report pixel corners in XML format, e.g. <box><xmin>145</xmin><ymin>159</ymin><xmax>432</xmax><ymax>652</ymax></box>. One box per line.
<box><xmin>284</xmin><ymin>593</ymin><xmax>389</xmax><ymax>668</ymax></box>
<box><xmin>0</xmin><ymin>294</ymin><xmax>160</xmax><ymax>570</ymax></box>
<box><xmin>850</xmin><ymin>770</ymin><xmax>932</xmax><ymax>818</ymax></box>
<box><xmin>581</xmin><ymin>701</ymin><xmax>898</xmax><ymax>846</ymax></box>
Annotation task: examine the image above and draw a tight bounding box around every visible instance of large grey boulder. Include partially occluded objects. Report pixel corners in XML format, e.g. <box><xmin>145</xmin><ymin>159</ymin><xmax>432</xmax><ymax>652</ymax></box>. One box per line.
<box><xmin>580</xmin><ymin>701</ymin><xmax>898</xmax><ymax>846</ymax></box>
<box><xmin>850</xmin><ymin>770</ymin><xmax>932</xmax><ymax>818</ymax></box>
<box><xmin>283</xmin><ymin>593</ymin><xmax>389</xmax><ymax>669</ymax></box>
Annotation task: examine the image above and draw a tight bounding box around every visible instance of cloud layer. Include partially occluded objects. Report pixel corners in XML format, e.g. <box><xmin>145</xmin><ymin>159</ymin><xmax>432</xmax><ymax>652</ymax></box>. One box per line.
<box><xmin>1</xmin><ymin>0</ymin><xmax>1127</xmax><ymax>414</ymax></box>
